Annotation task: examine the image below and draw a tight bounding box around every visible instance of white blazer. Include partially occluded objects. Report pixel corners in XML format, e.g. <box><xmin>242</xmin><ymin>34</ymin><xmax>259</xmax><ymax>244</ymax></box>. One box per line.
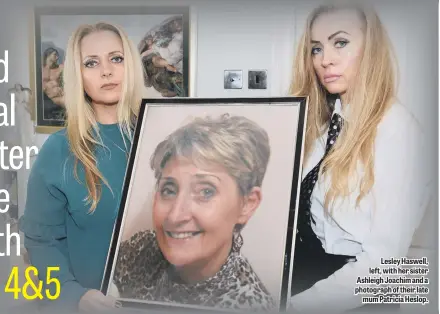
<box><xmin>289</xmin><ymin>99</ymin><xmax>433</xmax><ymax>312</ymax></box>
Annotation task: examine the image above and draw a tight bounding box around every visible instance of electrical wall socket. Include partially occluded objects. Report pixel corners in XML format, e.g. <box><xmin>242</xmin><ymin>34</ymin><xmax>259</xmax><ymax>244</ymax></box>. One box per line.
<box><xmin>248</xmin><ymin>70</ymin><xmax>267</xmax><ymax>89</ymax></box>
<box><xmin>224</xmin><ymin>70</ymin><xmax>243</xmax><ymax>89</ymax></box>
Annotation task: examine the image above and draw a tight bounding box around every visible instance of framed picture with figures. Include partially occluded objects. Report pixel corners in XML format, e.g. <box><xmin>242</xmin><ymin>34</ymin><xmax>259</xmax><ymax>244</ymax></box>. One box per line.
<box><xmin>101</xmin><ymin>97</ymin><xmax>308</xmax><ymax>313</ymax></box>
<box><xmin>29</xmin><ymin>5</ymin><xmax>191</xmax><ymax>133</ymax></box>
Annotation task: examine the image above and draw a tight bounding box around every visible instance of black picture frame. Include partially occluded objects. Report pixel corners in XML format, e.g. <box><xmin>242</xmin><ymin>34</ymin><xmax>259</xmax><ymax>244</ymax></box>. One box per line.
<box><xmin>101</xmin><ymin>97</ymin><xmax>308</xmax><ymax>313</ymax></box>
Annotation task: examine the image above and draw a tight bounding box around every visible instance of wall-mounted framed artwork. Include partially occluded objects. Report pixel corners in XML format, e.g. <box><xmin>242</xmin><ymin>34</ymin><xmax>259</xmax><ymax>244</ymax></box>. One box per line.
<box><xmin>101</xmin><ymin>97</ymin><xmax>308</xmax><ymax>312</ymax></box>
<box><xmin>29</xmin><ymin>5</ymin><xmax>191</xmax><ymax>134</ymax></box>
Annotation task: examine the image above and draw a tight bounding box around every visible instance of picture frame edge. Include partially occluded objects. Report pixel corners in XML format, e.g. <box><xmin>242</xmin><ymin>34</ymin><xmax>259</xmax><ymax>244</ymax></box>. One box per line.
<box><xmin>35</xmin><ymin>125</ymin><xmax>64</xmax><ymax>134</ymax></box>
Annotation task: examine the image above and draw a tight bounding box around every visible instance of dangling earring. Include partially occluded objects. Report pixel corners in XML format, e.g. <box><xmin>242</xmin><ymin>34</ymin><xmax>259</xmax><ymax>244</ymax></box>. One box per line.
<box><xmin>232</xmin><ymin>225</ymin><xmax>243</xmax><ymax>253</ymax></box>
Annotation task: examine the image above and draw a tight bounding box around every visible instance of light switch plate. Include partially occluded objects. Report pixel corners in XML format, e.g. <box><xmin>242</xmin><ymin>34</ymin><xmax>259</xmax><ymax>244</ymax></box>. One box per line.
<box><xmin>248</xmin><ymin>70</ymin><xmax>267</xmax><ymax>89</ymax></box>
<box><xmin>224</xmin><ymin>70</ymin><xmax>243</xmax><ymax>89</ymax></box>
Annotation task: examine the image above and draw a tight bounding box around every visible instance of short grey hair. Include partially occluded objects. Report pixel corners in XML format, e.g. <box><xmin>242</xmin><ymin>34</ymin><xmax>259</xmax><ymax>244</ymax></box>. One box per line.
<box><xmin>150</xmin><ymin>113</ymin><xmax>271</xmax><ymax>195</ymax></box>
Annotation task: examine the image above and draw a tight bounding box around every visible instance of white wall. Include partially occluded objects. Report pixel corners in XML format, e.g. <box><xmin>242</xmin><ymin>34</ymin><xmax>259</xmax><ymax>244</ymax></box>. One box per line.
<box><xmin>194</xmin><ymin>1</ymin><xmax>296</xmax><ymax>98</ymax></box>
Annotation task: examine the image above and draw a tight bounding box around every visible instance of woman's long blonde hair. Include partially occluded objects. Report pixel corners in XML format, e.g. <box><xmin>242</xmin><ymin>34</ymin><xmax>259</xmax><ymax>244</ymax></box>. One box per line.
<box><xmin>289</xmin><ymin>1</ymin><xmax>398</xmax><ymax>212</ymax></box>
<box><xmin>63</xmin><ymin>22</ymin><xmax>145</xmax><ymax>212</ymax></box>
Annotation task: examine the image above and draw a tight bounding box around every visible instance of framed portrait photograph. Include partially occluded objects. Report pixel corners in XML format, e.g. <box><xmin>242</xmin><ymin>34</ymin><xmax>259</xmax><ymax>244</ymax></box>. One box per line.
<box><xmin>101</xmin><ymin>97</ymin><xmax>308</xmax><ymax>312</ymax></box>
<box><xmin>30</xmin><ymin>6</ymin><xmax>191</xmax><ymax>133</ymax></box>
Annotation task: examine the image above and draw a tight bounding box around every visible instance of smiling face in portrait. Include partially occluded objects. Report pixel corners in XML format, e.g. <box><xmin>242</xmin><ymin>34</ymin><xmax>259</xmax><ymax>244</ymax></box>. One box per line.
<box><xmin>310</xmin><ymin>9</ymin><xmax>365</xmax><ymax>97</ymax></box>
<box><xmin>152</xmin><ymin>156</ymin><xmax>261</xmax><ymax>282</ymax></box>
<box><xmin>80</xmin><ymin>30</ymin><xmax>125</xmax><ymax>106</ymax></box>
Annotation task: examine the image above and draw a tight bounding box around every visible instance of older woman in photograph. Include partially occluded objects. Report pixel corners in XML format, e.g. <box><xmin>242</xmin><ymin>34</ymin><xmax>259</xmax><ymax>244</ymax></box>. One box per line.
<box><xmin>112</xmin><ymin>113</ymin><xmax>276</xmax><ymax>312</ymax></box>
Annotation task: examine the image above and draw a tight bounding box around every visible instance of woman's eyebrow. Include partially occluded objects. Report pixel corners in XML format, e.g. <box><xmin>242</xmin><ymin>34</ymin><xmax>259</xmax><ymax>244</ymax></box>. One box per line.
<box><xmin>83</xmin><ymin>50</ymin><xmax>123</xmax><ymax>59</ymax></box>
<box><xmin>159</xmin><ymin>177</ymin><xmax>175</xmax><ymax>184</ymax></box>
<box><xmin>194</xmin><ymin>174</ymin><xmax>221</xmax><ymax>182</ymax></box>
<box><xmin>311</xmin><ymin>30</ymin><xmax>350</xmax><ymax>44</ymax></box>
